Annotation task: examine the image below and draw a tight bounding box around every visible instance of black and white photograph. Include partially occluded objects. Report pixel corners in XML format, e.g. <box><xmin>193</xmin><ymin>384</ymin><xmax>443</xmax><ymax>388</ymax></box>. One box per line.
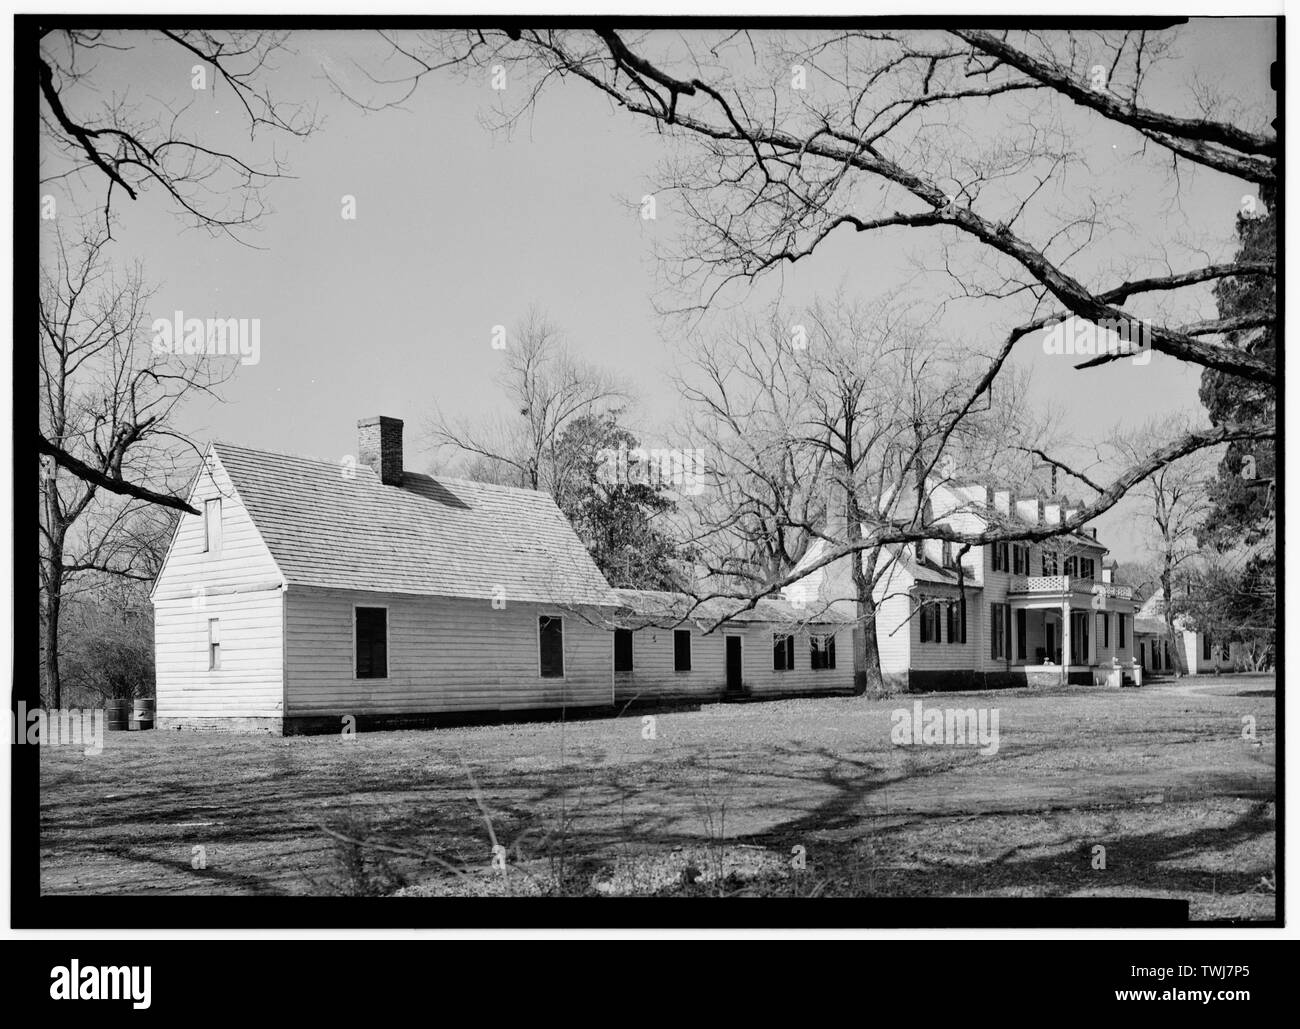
<box><xmin>8</xmin><ymin>4</ymin><xmax>1287</xmax><ymax>957</ymax></box>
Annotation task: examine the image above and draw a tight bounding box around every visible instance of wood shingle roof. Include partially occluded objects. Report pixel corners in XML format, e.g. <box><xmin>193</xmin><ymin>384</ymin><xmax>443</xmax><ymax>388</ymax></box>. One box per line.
<box><xmin>213</xmin><ymin>442</ymin><xmax>621</xmax><ymax>607</ymax></box>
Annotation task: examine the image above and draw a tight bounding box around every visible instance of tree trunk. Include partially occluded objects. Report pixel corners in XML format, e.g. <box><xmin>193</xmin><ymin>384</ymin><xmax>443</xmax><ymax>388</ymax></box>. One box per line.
<box><xmin>853</xmin><ymin>587</ymin><xmax>885</xmax><ymax>695</ymax></box>
<box><xmin>846</xmin><ymin>486</ymin><xmax>884</xmax><ymax>694</ymax></box>
<box><xmin>42</xmin><ymin>541</ymin><xmax>63</xmax><ymax>709</ymax></box>
<box><xmin>1160</xmin><ymin>565</ymin><xmax>1188</xmax><ymax>677</ymax></box>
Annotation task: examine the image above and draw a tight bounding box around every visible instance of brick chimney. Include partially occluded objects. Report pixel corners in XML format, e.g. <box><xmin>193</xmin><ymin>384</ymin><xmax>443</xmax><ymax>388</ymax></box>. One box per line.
<box><xmin>1015</xmin><ymin>496</ymin><xmax>1042</xmax><ymax>524</ymax></box>
<box><xmin>358</xmin><ymin>416</ymin><xmax>404</xmax><ymax>486</ymax></box>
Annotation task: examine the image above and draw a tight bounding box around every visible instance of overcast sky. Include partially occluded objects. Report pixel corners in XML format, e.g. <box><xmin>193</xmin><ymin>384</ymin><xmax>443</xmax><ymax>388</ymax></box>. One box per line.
<box><xmin>40</xmin><ymin>21</ymin><xmax>1277</xmax><ymax>563</ymax></box>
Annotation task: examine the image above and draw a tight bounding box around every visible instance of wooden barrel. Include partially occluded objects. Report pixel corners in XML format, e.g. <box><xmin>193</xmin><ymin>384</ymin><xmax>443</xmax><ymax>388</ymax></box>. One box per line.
<box><xmin>105</xmin><ymin>699</ymin><xmax>132</xmax><ymax>732</ymax></box>
<box><xmin>130</xmin><ymin>698</ymin><xmax>156</xmax><ymax>731</ymax></box>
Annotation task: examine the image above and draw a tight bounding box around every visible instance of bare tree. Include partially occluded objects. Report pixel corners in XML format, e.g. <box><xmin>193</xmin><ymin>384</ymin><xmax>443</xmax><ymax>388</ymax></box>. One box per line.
<box><xmin>37</xmin><ymin>27</ymin><xmax>317</xmax><ymax>511</ymax></box>
<box><xmin>353</xmin><ymin>27</ymin><xmax>1274</xmax><ymax>560</ymax></box>
<box><xmin>673</xmin><ymin>296</ymin><xmax>1034</xmax><ymax>691</ymax></box>
<box><xmin>39</xmin><ymin>222</ymin><xmax>233</xmax><ymax>707</ymax></box>
<box><xmin>39</xmin><ymin>27</ymin><xmax>316</xmax><ymax>239</ymax></box>
<box><xmin>425</xmin><ymin>308</ymin><xmax>627</xmax><ymax>495</ymax></box>
<box><xmin>1115</xmin><ymin>417</ymin><xmax>1212</xmax><ymax>677</ymax></box>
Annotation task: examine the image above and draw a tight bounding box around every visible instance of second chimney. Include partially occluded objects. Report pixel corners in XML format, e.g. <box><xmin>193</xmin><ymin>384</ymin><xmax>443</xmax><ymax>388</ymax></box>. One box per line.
<box><xmin>358</xmin><ymin>416</ymin><xmax>404</xmax><ymax>486</ymax></box>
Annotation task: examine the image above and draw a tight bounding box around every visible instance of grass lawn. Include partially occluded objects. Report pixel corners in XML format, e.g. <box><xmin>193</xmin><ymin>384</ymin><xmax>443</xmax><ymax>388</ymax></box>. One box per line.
<box><xmin>40</xmin><ymin>674</ymin><xmax>1276</xmax><ymax>916</ymax></box>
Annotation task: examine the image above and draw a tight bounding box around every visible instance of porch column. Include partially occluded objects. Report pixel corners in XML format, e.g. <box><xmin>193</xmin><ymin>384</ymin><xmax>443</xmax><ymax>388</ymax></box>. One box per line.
<box><xmin>1059</xmin><ymin>600</ymin><xmax>1071</xmax><ymax>686</ymax></box>
<box><xmin>1010</xmin><ymin>604</ymin><xmax>1019</xmax><ymax>665</ymax></box>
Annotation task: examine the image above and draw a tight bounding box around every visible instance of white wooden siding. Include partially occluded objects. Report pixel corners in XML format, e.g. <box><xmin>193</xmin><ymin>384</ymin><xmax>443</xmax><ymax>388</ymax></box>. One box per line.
<box><xmin>153</xmin><ymin>589</ymin><xmax>285</xmax><ymax>719</ymax></box>
<box><xmin>152</xmin><ymin>451</ymin><xmax>284</xmax><ymax>601</ymax></box>
<box><xmin>283</xmin><ymin>587</ymin><xmax>615</xmax><ymax>715</ymax></box>
<box><xmin>152</xmin><ymin>451</ymin><xmax>286</xmax><ymax>721</ymax></box>
<box><xmin>613</xmin><ymin>623</ymin><xmax>853</xmax><ymax>702</ymax></box>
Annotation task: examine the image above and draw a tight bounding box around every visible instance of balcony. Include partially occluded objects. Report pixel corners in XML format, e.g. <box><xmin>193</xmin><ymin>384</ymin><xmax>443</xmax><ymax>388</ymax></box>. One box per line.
<box><xmin>1008</xmin><ymin>576</ymin><xmax>1133</xmax><ymax>600</ymax></box>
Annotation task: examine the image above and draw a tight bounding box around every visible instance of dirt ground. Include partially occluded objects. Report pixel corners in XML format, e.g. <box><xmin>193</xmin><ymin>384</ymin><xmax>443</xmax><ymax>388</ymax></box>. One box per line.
<box><xmin>39</xmin><ymin>674</ymin><xmax>1276</xmax><ymax>917</ymax></box>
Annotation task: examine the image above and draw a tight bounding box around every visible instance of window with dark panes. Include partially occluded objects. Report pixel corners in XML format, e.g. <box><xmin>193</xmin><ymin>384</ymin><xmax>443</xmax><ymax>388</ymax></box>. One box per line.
<box><xmin>539</xmin><ymin>616</ymin><xmax>564</xmax><ymax>677</ymax></box>
<box><xmin>614</xmin><ymin>628</ymin><xmax>634</xmax><ymax>672</ymax></box>
<box><xmin>811</xmin><ymin>634</ymin><xmax>835</xmax><ymax>670</ymax></box>
<box><xmin>773</xmin><ymin>633</ymin><xmax>794</xmax><ymax>671</ymax></box>
<box><xmin>674</xmin><ymin>629</ymin><xmax>691</xmax><ymax>671</ymax></box>
<box><xmin>355</xmin><ymin>607</ymin><xmax>388</xmax><ymax>679</ymax></box>
<box><xmin>920</xmin><ymin>601</ymin><xmax>941</xmax><ymax>644</ymax></box>
<box><xmin>947</xmin><ymin>598</ymin><xmax>966</xmax><ymax>644</ymax></box>
<box><xmin>990</xmin><ymin>602</ymin><xmax>1008</xmax><ymax>659</ymax></box>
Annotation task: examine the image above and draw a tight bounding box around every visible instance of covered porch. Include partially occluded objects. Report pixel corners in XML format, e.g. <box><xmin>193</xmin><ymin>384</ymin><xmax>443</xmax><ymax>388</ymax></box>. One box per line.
<box><xmin>1007</xmin><ymin>576</ymin><xmax>1139</xmax><ymax>686</ymax></box>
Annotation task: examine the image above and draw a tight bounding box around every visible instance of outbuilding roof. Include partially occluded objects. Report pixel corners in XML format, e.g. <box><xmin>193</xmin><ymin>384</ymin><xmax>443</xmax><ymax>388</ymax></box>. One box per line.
<box><xmin>212</xmin><ymin>442</ymin><xmax>621</xmax><ymax>607</ymax></box>
<box><xmin>614</xmin><ymin>588</ymin><xmax>855</xmax><ymax>628</ymax></box>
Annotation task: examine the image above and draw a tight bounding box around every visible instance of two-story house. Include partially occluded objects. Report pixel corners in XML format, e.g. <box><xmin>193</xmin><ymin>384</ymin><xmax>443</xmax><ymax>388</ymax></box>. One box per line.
<box><xmin>783</xmin><ymin>481</ymin><xmax>1141</xmax><ymax>691</ymax></box>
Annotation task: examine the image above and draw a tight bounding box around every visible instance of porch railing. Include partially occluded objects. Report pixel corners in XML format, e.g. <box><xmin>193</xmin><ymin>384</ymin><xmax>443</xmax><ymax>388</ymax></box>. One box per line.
<box><xmin>1009</xmin><ymin>575</ymin><xmax>1133</xmax><ymax>600</ymax></box>
<box><xmin>1011</xmin><ymin>574</ymin><xmax>1069</xmax><ymax>592</ymax></box>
